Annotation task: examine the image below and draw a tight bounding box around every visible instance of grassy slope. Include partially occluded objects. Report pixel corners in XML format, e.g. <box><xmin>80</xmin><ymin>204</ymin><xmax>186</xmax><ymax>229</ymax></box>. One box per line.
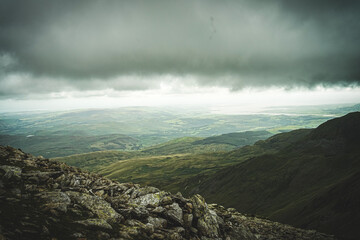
<box><xmin>180</xmin><ymin>112</ymin><xmax>360</xmax><ymax>240</ymax></box>
<box><xmin>193</xmin><ymin>130</ymin><xmax>272</xmax><ymax>146</ymax></box>
<box><xmin>52</xmin><ymin>150</ymin><xmax>141</xmax><ymax>171</ymax></box>
<box><xmin>55</xmin><ymin>130</ymin><xmax>273</xmax><ymax>173</ymax></box>
<box><xmin>140</xmin><ymin>136</ymin><xmax>235</xmax><ymax>155</ymax></box>
<box><xmin>98</xmin><ymin>130</ymin><xmax>305</xmax><ymax>192</ymax></box>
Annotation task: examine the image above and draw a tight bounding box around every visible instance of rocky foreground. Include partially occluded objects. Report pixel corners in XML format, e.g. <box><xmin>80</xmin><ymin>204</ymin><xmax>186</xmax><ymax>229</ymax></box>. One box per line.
<box><xmin>0</xmin><ymin>146</ymin><xmax>336</xmax><ymax>240</ymax></box>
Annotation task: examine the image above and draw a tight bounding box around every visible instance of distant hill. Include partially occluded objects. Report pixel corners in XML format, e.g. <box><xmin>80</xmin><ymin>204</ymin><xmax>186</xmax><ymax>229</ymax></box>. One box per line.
<box><xmin>181</xmin><ymin>112</ymin><xmax>360</xmax><ymax>240</ymax></box>
<box><xmin>140</xmin><ymin>136</ymin><xmax>234</xmax><ymax>155</ymax></box>
<box><xmin>142</xmin><ymin>131</ymin><xmax>272</xmax><ymax>155</ymax></box>
<box><xmin>0</xmin><ymin>134</ymin><xmax>140</xmax><ymax>158</ymax></box>
<box><xmin>193</xmin><ymin>130</ymin><xmax>272</xmax><ymax>147</ymax></box>
<box><xmin>55</xmin><ymin>130</ymin><xmax>273</xmax><ymax>172</ymax></box>
<box><xmin>0</xmin><ymin>106</ymin><xmax>337</xmax><ymax>149</ymax></box>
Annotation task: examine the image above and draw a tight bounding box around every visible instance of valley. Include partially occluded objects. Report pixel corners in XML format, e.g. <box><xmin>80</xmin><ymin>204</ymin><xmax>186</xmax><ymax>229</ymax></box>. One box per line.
<box><xmin>1</xmin><ymin>105</ymin><xmax>359</xmax><ymax>239</ymax></box>
<box><xmin>1</xmin><ymin>105</ymin><xmax>348</xmax><ymax>158</ymax></box>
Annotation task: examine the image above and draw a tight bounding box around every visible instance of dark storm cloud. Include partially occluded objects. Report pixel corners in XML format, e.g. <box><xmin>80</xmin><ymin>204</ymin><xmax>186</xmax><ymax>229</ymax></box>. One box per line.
<box><xmin>0</xmin><ymin>0</ymin><xmax>360</xmax><ymax>97</ymax></box>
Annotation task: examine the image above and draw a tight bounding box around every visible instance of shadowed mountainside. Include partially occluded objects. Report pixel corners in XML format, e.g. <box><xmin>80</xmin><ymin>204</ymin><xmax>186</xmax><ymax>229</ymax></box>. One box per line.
<box><xmin>181</xmin><ymin>112</ymin><xmax>360</xmax><ymax>240</ymax></box>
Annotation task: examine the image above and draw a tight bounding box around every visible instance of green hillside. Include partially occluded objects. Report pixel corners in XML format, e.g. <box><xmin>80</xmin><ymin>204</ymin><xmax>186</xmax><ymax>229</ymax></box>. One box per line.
<box><xmin>140</xmin><ymin>137</ymin><xmax>234</xmax><ymax>155</ymax></box>
<box><xmin>97</xmin><ymin>130</ymin><xmax>305</xmax><ymax>192</ymax></box>
<box><xmin>180</xmin><ymin>112</ymin><xmax>360</xmax><ymax>240</ymax></box>
<box><xmin>52</xmin><ymin>150</ymin><xmax>141</xmax><ymax>171</ymax></box>
<box><xmin>55</xmin><ymin>130</ymin><xmax>273</xmax><ymax>172</ymax></box>
<box><xmin>193</xmin><ymin>130</ymin><xmax>272</xmax><ymax>146</ymax></box>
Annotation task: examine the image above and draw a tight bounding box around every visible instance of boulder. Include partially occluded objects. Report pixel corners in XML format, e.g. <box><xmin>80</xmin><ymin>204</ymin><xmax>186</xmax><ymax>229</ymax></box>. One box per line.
<box><xmin>66</xmin><ymin>191</ymin><xmax>123</xmax><ymax>222</ymax></box>
<box><xmin>191</xmin><ymin>194</ymin><xmax>220</xmax><ymax>238</ymax></box>
<box><xmin>36</xmin><ymin>191</ymin><xmax>71</xmax><ymax>213</ymax></box>
<box><xmin>76</xmin><ymin>218</ymin><xmax>113</xmax><ymax>230</ymax></box>
<box><xmin>166</xmin><ymin>202</ymin><xmax>184</xmax><ymax>226</ymax></box>
<box><xmin>0</xmin><ymin>165</ymin><xmax>22</xmax><ymax>181</ymax></box>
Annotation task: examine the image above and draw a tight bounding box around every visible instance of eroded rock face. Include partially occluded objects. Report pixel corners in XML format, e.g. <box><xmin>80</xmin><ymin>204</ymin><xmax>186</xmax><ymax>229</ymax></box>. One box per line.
<box><xmin>0</xmin><ymin>146</ymin><xmax>336</xmax><ymax>240</ymax></box>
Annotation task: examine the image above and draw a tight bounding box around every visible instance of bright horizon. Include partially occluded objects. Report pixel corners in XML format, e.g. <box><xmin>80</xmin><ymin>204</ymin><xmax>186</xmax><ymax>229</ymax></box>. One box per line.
<box><xmin>1</xmin><ymin>86</ymin><xmax>360</xmax><ymax>113</ymax></box>
<box><xmin>1</xmin><ymin>1</ymin><xmax>360</xmax><ymax>113</ymax></box>
<box><xmin>0</xmin><ymin>83</ymin><xmax>359</xmax><ymax>113</ymax></box>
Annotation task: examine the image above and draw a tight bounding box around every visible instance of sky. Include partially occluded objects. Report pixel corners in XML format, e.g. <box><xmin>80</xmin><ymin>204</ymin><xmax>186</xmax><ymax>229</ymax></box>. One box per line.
<box><xmin>0</xmin><ymin>0</ymin><xmax>360</xmax><ymax>112</ymax></box>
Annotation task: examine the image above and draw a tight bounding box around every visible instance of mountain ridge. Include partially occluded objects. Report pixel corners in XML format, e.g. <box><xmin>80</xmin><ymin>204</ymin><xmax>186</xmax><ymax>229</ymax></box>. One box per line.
<box><xmin>0</xmin><ymin>146</ymin><xmax>336</xmax><ymax>239</ymax></box>
<box><xmin>181</xmin><ymin>112</ymin><xmax>360</xmax><ymax>240</ymax></box>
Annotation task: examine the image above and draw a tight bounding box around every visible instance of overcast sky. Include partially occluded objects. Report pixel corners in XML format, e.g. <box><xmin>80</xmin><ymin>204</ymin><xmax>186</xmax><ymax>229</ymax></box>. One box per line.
<box><xmin>0</xmin><ymin>0</ymin><xmax>360</xmax><ymax>111</ymax></box>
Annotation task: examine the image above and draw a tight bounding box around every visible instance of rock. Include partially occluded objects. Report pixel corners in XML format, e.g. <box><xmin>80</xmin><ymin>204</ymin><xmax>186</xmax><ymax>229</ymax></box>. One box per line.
<box><xmin>166</xmin><ymin>203</ymin><xmax>183</xmax><ymax>226</ymax></box>
<box><xmin>129</xmin><ymin>186</ymin><xmax>160</xmax><ymax>199</ymax></box>
<box><xmin>0</xmin><ymin>165</ymin><xmax>22</xmax><ymax>181</ymax></box>
<box><xmin>36</xmin><ymin>191</ymin><xmax>71</xmax><ymax>213</ymax></box>
<box><xmin>183</xmin><ymin>213</ymin><xmax>193</xmax><ymax>227</ymax></box>
<box><xmin>119</xmin><ymin>219</ymin><xmax>149</xmax><ymax>239</ymax></box>
<box><xmin>185</xmin><ymin>202</ymin><xmax>193</xmax><ymax>213</ymax></box>
<box><xmin>145</xmin><ymin>223</ymin><xmax>155</xmax><ymax>234</ymax></box>
<box><xmin>97</xmin><ymin>231</ymin><xmax>111</xmax><ymax>240</ymax></box>
<box><xmin>76</xmin><ymin>218</ymin><xmax>113</xmax><ymax>230</ymax></box>
<box><xmin>151</xmin><ymin>232</ymin><xmax>166</xmax><ymax>239</ymax></box>
<box><xmin>147</xmin><ymin>216</ymin><xmax>168</xmax><ymax>228</ymax></box>
<box><xmin>169</xmin><ymin>232</ymin><xmax>183</xmax><ymax>240</ymax></box>
<box><xmin>66</xmin><ymin>191</ymin><xmax>122</xmax><ymax>222</ymax></box>
<box><xmin>10</xmin><ymin>188</ymin><xmax>21</xmax><ymax>198</ymax></box>
<box><xmin>118</xmin><ymin>206</ymin><xmax>149</xmax><ymax>220</ymax></box>
<box><xmin>23</xmin><ymin>171</ymin><xmax>63</xmax><ymax>183</ymax></box>
<box><xmin>160</xmin><ymin>196</ymin><xmax>173</xmax><ymax>206</ymax></box>
<box><xmin>173</xmin><ymin>226</ymin><xmax>185</xmax><ymax>234</ymax></box>
<box><xmin>130</xmin><ymin>191</ymin><xmax>167</xmax><ymax>207</ymax></box>
<box><xmin>71</xmin><ymin>232</ymin><xmax>85</xmax><ymax>238</ymax></box>
<box><xmin>152</xmin><ymin>206</ymin><xmax>166</xmax><ymax>214</ymax></box>
<box><xmin>191</xmin><ymin>194</ymin><xmax>220</xmax><ymax>238</ymax></box>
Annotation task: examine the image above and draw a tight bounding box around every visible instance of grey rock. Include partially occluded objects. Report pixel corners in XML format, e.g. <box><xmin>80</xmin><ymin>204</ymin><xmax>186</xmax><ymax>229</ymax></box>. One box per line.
<box><xmin>183</xmin><ymin>213</ymin><xmax>193</xmax><ymax>227</ymax></box>
<box><xmin>152</xmin><ymin>206</ymin><xmax>166</xmax><ymax>214</ymax></box>
<box><xmin>76</xmin><ymin>218</ymin><xmax>113</xmax><ymax>230</ymax></box>
<box><xmin>191</xmin><ymin>194</ymin><xmax>220</xmax><ymax>238</ymax></box>
<box><xmin>66</xmin><ymin>191</ymin><xmax>122</xmax><ymax>222</ymax></box>
<box><xmin>166</xmin><ymin>202</ymin><xmax>183</xmax><ymax>225</ymax></box>
<box><xmin>160</xmin><ymin>195</ymin><xmax>173</xmax><ymax>206</ymax></box>
<box><xmin>36</xmin><ymin>191</ymin><xmax>71</xmax><ymax>213</ymax></box>
<box><xmin>147</xmin><ymin>216</ymin><xmax>168</xmax><ymax>228</ymax></box>
<box><xmin>0</xmin><ymin>165</ymin><xmax>22</xmax><ymax>181</ymax></box>
<box><xmin>118</xmin><ymin>206</ymin><xmax>149</xmax><ymax>220</ymax></box>
<box><xmin>130</xmin><ymin>191</ymin><xmax>167</xmax><ymax>207</ymax></box>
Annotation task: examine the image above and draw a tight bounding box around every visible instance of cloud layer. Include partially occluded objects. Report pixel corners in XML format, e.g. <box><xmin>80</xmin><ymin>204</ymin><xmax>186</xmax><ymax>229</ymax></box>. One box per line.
<box><xmin>1</xmin><ymin>0</ymin><xmax>360</xmax><ymax>97</ymax></box>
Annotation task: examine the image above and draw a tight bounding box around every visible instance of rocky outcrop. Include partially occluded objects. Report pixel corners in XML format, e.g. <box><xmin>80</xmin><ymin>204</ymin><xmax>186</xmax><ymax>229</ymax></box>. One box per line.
<box><xmin>0</xmin><ymin>146</ymin><xmax>336</xmax><ymax>240</ymax></box>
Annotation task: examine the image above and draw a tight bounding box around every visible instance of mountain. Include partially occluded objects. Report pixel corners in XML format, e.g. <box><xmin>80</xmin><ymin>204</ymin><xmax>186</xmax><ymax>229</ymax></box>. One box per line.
<box><xmin>192</xmin><ymin>131</ymin><xmax>272</xmax><ymax>147</ymax></box>
<box><xmin>181</xmin><ymin>112</ymin><xmax>360</xmax><ymax>240</ymax></box>
<box><xmin>97</xmin><ymin>129</ymin><xmax>308</xmax><ymax>193</ymax></box>
<box><xmin>0</xmin><ymin>146</ymin><xmax>335</xmax><ymax>240</ymax></box>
